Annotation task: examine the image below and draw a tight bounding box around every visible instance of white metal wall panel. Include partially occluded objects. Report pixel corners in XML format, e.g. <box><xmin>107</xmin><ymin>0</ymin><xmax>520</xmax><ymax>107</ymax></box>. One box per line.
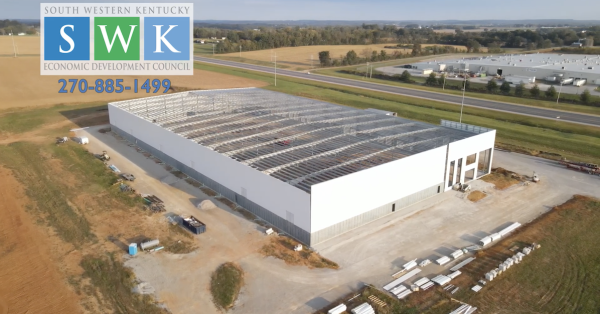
<box><xmin>311</xmin><ymin>146</ymin><xmax>447</xmax><ymax>233</ymax></box>
<box><xmin>445</xmin><ymin>130</ymin><xmax>496</xmax><ymax>191</ymax></box>
<box><xmin>109</xmin><ymin>104</ymin><xmax>312</xmax><ymax>232</ymax></box>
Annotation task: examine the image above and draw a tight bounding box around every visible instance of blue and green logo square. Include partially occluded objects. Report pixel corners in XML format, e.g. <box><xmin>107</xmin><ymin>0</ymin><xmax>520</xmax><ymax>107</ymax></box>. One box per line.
<box><xmin>44</xmin><ymin>17</ymin><xmax>90</xmax><ymax>60</ymax></box>
<box><xmin>94</xmin><ymin>17</ymin><xmax>140</xmax><ymax>60</ymax></box>
<box><xmin>144</xmin><ymin>17</ymin><xmax>190</xmax><ymax>61</ymax></box>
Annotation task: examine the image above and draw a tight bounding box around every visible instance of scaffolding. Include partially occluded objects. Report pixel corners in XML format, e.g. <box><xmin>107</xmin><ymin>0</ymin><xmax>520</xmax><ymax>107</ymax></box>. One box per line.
<box><xmin>111</xmin><ymin>88</ymin><xmax>475</xmax><ymax>193</ymax></box>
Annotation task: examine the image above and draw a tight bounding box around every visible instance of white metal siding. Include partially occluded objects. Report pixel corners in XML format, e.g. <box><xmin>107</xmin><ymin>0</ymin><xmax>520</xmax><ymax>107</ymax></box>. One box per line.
<box><xmin>445</xmin><ymin>130</ymin><xmax>496</xmax><ymax>191</ymax></box>
<box><xmin>311</xmin><ymin>146</ymin><xmax>447</xmax><ymax>233</ymax></box>
<box><xmin>109</xmin><ymin>104</ymin><xmax>312</xmax><ymax>232</ymax></box>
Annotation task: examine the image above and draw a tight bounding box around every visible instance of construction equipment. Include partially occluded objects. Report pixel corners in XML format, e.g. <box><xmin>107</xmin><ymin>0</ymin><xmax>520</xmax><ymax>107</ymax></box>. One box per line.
<box><xmin>460</xmin><ymin>184</ymin><xmax>471</xmax><ymax>192</ymax></box>
<box><xmin>55</xmin><ymin>137</ymin><xmax>68</xmax><ymax>144</ymax></box>
<box><xmin>120</xmin><ymin>173</ymin><xmax>136</xmax><ymax>181</ymax></box>
<box><xmin>96</xmin><ymin>151</ymin><xmax>110</xmax><ymax>161</ymax></box>
<box><xmin>559</xmin><ymin>159</ymin><xmax>600</xmax><ymax>175</ymax></box>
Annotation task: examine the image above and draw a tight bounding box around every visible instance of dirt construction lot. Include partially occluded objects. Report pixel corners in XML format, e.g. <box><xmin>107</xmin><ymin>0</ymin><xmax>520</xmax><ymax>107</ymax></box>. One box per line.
<box><xmin>78</xmin><ymin>124</ymin><xmax>600</xmax><ymax>314</ymax></box>
<box><xmin>0</xmin><ymin>56</ymin><xmax>267</xmax><ymax>109</ymax></box>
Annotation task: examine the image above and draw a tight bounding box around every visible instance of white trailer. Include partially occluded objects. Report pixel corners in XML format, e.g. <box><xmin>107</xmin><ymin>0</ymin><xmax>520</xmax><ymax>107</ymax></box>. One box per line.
<box><xmin>504</xmin><ymin>76</ymin><xmax>535</xmax><ymax>84</ymax></box>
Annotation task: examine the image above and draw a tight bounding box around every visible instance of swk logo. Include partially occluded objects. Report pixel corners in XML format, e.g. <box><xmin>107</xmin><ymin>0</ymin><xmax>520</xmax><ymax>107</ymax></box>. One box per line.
<box><xmin>43</xmin><ymin>17</ymin><xmax>190</xmax><ymax>61</ymax></box>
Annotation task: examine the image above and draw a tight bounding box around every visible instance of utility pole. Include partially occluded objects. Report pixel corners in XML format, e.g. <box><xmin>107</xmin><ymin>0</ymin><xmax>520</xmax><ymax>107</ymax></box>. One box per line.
<box><xmin>459</xmin><ymin>76</ymin><xmax>467</xmax><ymax>123</ymax></box>
<box><xmin>10</xmin><ymin>29</ymin><xmax>16</xmax><ymax>57</ymax></box>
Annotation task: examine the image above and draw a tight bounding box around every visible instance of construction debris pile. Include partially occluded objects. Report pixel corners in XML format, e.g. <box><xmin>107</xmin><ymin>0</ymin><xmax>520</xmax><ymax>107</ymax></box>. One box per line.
<box><xmin>142</xmin><ymin>194</ymin><xmax>166</xmax><ymax>213</ymax></box>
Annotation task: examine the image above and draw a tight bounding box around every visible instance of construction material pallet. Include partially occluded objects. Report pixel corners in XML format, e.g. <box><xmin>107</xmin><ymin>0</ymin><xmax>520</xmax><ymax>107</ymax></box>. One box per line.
<box><xmin>367</xmin><ymin>295</ymin><xmax>386</xmax><ymax>307</ymax></box>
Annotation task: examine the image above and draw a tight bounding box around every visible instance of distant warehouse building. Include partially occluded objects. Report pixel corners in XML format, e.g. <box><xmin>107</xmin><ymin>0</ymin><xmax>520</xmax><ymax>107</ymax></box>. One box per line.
<box><xmin>109</xmin><ymin>88</ymin><xmax>495</xmax><ymax>246</ymax></box>
<box><xmin>410</xmin><ymin>53</ymin><xmax>600</xmax><ymax>85</ymax></box>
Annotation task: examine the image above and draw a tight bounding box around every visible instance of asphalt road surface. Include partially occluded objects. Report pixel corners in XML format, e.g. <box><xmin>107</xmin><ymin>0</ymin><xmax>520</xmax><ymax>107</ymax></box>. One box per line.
<box><xmin>194</xmin><ymin>56</ymin><xmax>600</xmax><ymax>127</ymax></box>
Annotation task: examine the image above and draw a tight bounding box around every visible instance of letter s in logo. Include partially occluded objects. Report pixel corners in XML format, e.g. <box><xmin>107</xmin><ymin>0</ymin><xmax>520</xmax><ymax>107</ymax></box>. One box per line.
<box><xmin>59</xmin><ymin>25</ymin><xmax>75</xmax><ymax>53</ymax></box>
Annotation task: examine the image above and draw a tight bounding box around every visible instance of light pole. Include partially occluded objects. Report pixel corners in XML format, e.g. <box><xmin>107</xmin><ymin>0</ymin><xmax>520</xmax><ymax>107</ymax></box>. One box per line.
<box><xmin>459</xmin><ymin>76</ymin><xmax>467</xmax><ymax>123</ymax></box>
<box><xmin>274</xmin><ymin>52</ymin><xmax>277</xmax><ymax>87</ymax></box>
<box><xmin>370</xmin><ymin>63</ymin><xmax>373</xmax><ymax>79</ymax></box>
<box><xmin>557</xmin><ymin>82</ymin><xmax>563</xmax><ymax>104</ymax></box>
<box><xmin>442</xmin><ymin>74</ymin><xmax>446</xmax><ymax>90</ymax></box>
<box><xmin>366</xmin><ymin>62</ymin><xmax>369</xmax><ymax>78</ymax></box>
<box><xmin>10</xmin><ymin>29</ymin><xmax>16</xmax><ymax>57</ymax></box>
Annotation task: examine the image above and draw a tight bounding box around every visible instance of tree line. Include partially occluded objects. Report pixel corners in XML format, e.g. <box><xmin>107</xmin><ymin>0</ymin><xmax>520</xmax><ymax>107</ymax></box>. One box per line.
<box><xmin>194</xmin><ymin>24</ymin><xmax>599</xmax><ymax>54</ymax></box>
<box><xmin>0</xmin><ymin>20</ymin><xmax>36</xmax><ymax>35</ymax></box>
<box><xmin>318</xmin><ymin>44</ymin><xmax>460</xmax><ymax>67</ymax></box>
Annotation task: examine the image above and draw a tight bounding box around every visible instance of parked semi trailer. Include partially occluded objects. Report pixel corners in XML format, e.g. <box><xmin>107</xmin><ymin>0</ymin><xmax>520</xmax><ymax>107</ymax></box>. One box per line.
<box><xmin>559</xmin><ymin>159</ymin><xmax>600</xmax><ymax>175</ymax></box>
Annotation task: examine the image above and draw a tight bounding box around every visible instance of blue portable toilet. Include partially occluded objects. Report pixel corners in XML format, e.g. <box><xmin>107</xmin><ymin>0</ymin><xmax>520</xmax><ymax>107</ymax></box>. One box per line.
<box><xmin>129</xmin><ymin>243</ymin><xmax>138</xmax><ymax>256</ymax></box>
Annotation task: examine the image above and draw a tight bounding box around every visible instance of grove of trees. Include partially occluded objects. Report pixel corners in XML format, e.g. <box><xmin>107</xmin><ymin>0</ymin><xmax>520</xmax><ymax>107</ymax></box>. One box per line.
<box><xmin>196</xmin><ymin>24</ymin><xmax>600</xmax><ymax>55</ymax></box>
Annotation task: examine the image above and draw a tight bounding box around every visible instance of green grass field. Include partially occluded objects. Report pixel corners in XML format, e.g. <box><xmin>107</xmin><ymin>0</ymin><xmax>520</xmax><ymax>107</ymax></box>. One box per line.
<box><xmin>210</xmin><ymin>262</ymin><xmax>244</xmax><ymax>311</ymax></box>
<box><xmin>315</xmin><ymin>68</ymin><xmax>600</xmax><ymax>116</ymax></box>
<box><xmin>195</xmin><ymin>62</ymin><xmax>600</xmax><ymax>164</ymax></box>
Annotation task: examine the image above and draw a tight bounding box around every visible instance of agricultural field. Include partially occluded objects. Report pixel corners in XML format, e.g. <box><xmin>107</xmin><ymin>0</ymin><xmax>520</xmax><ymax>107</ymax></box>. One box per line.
<box><xmin>0</xmin><ymin>35</ymin><xmax>39</xmax><ymax>56</ymax></box>
<box><xmin>0</xmin><ymin>56</ymin><xmax>266</xmax><ymax>109</ymax></box>
<box><xmin>198</xmin><ymin>44</ymin><xmax>469</xmax><ymax>71</ymax></box>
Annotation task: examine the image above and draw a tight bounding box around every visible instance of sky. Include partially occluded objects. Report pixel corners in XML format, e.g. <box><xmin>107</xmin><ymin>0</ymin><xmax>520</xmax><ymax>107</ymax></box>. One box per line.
<box><xmin>3</xmin><ymin>0</ymin><xmax>600</xmax><ymax>20</ymax></box>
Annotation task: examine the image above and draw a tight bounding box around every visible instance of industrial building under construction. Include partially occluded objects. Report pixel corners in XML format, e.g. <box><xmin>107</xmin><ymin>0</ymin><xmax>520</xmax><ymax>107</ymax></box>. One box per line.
<box><xmin>108</xmin><ymin>88</ymin><xmax>496</xmax><ymax>246</ymax></box>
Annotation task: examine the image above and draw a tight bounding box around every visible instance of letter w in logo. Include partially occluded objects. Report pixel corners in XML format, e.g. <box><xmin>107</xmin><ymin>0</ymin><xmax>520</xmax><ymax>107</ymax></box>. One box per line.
<box><xmin>94</xmin><ymin>17</ymin><xmax>140</xmax><ymax>60</ymax></box>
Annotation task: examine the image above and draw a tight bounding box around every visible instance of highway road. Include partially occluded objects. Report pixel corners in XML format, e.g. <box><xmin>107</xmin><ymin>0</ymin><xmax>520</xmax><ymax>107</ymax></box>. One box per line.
<box><xmin>194</xmin><ymin>56</ymin><xmax>600</xmax><ymax>127</ymax></box>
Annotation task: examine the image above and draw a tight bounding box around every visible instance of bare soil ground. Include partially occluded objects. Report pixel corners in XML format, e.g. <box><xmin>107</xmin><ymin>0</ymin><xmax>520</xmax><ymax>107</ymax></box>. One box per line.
<box><xmin>467</xmin><ymin>190</ymin><xmax>487</xmax><ymax>202</ymax></box>
<box><xmin>0</xmin><ymin>56</ymin><xmax>267</xmax><ymax>109</ymax></box>
<box><xmin>480</xmin><ymin>167</ymin><xmax>522</xmax><ymax>190</ymax></box>
<box><xmin>261</xmin><ymin>237</ymin><xmax>339</xmax><ymax>269</ymax></box>
<box><xmin>0</xmin><ymin>107</ymin><xmax>197</xmax><ymax>313</ymax></box>
<box><xmin>0</xmin><ymin>166</ymin><xmax>82</xmax><ymax>314</ymax></box>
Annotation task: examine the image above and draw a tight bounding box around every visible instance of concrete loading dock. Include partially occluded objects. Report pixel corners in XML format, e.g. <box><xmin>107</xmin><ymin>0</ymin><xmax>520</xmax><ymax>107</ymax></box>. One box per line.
<box><xmin>109</xmin><ymin>88</ymin><xmax>495</xmax><ymax>246</ymax></box>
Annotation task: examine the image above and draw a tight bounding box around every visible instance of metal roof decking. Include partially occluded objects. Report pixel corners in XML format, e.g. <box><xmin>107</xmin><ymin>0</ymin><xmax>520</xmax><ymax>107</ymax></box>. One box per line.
<box><xmin>111</xmin><ymin>88</ymin><xmax>477</xmax><ymax>193</ymax></box>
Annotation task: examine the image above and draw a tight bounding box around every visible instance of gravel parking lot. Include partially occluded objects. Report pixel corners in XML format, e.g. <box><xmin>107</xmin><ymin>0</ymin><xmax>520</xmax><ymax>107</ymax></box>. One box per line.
<box><xmin>79</xmin><ymin>125</ymin><xmax>600</xmax><ymax>314</ymax></box>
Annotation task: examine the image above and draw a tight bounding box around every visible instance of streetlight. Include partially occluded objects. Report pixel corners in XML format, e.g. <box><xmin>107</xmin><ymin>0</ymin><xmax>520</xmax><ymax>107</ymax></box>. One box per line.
<box><xmin>10</xmin><ymin>28</ymin><xmax>16</xmax><ymax>57</ymax></box>
<box><xmin>459</xmin><ymin>76</ymin><xmax>467</xmax><ymax>124</ymax></box>
<box><xmin>557</xmin><ymin>82</ymin><xmax>563</xmax><ymax>104</ymax></box>
<box><xmin>442</xmin><ymin>73</ymin><xmax>447</xmax><ymax>90</ymax></box>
